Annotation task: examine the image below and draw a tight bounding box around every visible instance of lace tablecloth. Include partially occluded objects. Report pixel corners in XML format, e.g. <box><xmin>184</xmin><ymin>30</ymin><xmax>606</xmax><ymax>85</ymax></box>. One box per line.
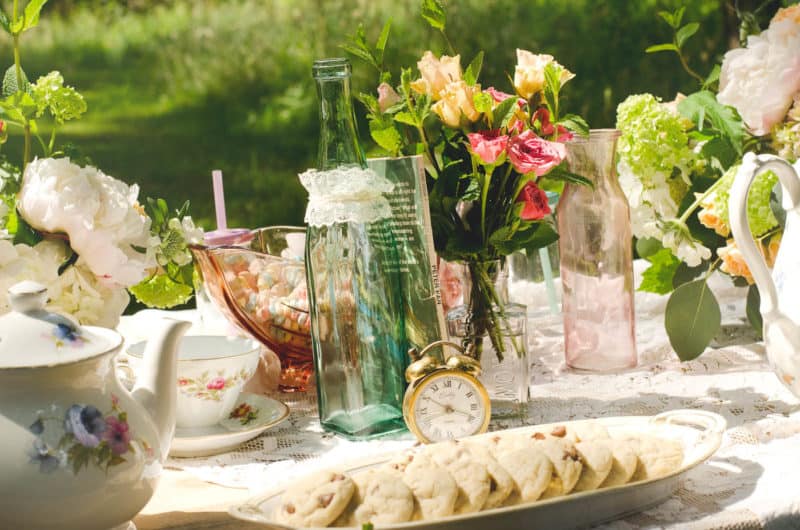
<box><xmin>124</xmin><ymin>264</ymin><xmax>800</xmax><ymax>529</ymax></box>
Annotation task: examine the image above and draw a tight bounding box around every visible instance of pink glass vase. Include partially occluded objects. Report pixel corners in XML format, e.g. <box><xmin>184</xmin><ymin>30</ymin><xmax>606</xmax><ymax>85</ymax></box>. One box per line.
<box><xmin>557</xmin><ymin>129</ymin><xmax>637</xmax><ymax>371</ymax></box>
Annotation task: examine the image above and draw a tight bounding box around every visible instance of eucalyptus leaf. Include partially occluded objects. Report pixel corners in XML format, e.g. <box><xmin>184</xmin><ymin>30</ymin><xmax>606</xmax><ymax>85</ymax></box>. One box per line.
<box><xmin>672</xmin><ymin>261</ymin><xmax>707</xmax><ymax>288</ymax></box>
<box><xmin>665</xmin><ymin>280</ymin><xmax>721</xmax><ymax>361</ymax></box>
<box><xmin>745</xmin><ymin>284</ymin><xmax>763</xmax><ymax>339</ymax></box>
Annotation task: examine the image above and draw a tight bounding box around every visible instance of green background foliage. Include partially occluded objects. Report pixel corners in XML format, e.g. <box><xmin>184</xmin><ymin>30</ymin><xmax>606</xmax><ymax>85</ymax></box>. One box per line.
<box><xmin>0</xmin><ymin>0</ymin><xmax>767</xmax><ymax>232</ymax></box>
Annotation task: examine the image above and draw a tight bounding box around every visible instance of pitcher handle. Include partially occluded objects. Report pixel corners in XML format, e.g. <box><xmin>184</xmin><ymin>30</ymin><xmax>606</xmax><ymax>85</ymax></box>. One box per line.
<box><xmin>729</xmin><ymin>153</ymin><xmax>800</xmax><ymax>317</ymax></box>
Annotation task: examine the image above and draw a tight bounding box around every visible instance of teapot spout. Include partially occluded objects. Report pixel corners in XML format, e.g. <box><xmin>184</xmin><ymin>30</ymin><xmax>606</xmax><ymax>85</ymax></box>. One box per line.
<box><xmin>131</xmin><ymin>318</ymin><xmax>191</xmax><ymax>460</ymax></box>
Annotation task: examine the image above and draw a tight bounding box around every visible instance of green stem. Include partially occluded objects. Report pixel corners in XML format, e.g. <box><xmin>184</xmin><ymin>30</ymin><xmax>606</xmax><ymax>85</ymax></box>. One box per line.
<box><xmin>47</xmin><ymin>127</ymin><xmax>56</xmax><ymax>155</ymax></box>
<box><xmin>674</xmin><ymin>44</ymin><xmax>704</xmax><ymax>84</ymax></box>
<box><xmin>678</xmin><ymin>176</ymin><xmax>727</xmax><ymax>224</ymax></box>
<box><xmin>479</xmin><ymin>163</ymin><xmax>490</xmax><ymax>243</ymax></box>
<box><xmin>440</xmin><ymin>30</ymin><xmax>456</xmax><ymax>56</ymax></box>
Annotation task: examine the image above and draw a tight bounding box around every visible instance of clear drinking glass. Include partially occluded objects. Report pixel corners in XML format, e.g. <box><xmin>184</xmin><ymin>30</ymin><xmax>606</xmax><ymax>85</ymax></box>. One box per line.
<box><xmin>557</xmin><ymin>129</ymin><xmax>637</xmax><ymax>371</ymax></box>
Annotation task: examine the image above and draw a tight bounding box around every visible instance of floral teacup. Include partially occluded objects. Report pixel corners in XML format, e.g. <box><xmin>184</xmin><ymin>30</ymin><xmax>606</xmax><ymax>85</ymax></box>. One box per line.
<box><xmin>124</xmin><ymin>335</ymin><xmax>260</xmax><ymax>428</ymax></box>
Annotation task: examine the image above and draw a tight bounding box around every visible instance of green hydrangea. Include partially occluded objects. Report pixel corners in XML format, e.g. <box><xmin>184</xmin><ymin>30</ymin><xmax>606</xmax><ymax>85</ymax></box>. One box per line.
<box><xmin>772</xmin><ymin>120</ymin><xmax>800</xmax><ymax>162</ymax></box>
<box><xmin>31</xmin><ymin>71</ymin><xmax>87</xmax><ymax>124</ymax></box>
<box><xmin>616</xmin><ymin>93</ymin><xmax>694</xmax><ymax>205</ymax></box>
<box><xmin>699</xmin><ymin>164</ymin><xmax>779</xmax><ymax>238</ymax></box>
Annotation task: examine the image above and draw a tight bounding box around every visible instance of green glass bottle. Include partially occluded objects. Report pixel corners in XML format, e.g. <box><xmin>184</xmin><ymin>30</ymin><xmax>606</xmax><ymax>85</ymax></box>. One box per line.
<box><xmin>300</xmin><ymin>58</ymin><xmax>408</xmax><ymax>439</ymax></box>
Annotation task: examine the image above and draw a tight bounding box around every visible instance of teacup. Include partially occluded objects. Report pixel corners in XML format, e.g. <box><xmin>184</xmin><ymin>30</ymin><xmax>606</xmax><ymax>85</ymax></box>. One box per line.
<box><xmin>123</xmin><ymin>335</ymin><xmax>260</xmax><ymax>428</ymax></box>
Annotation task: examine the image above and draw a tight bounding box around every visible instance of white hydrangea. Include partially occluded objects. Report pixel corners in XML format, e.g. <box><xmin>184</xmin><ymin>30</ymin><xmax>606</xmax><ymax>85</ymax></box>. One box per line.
<box><xmin>660</xmin><ymin>221</ymin><xmax>712</xmax><ymax>267</ymax></box>
<box><xmin>717</xmin><ymin>8</ymin><xmax>800</xmax><ymax>136</ymax></box>
<box><xmin>0</xmin><ymin>239</ymin><xmax>129</xmax><ymax>327</ymax></box>
<box><xmin>17</xmin><ymin>158</ymin><xmax>155</xmax><ymax>288</ymax></box>
<box><xmin>617</xmin><ymin>159</ymin><xmax>681</xmax><ymax>242</ymax></box>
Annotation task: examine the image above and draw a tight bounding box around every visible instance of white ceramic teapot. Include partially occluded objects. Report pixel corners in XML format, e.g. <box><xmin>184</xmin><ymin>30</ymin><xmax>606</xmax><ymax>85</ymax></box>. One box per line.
<box><xmin>729</xmin><ymin>153</ymin><xmax>800</xmax><ymax>398</ymax></box>
<box><xmin>0</xmin><ymin>281</ymin><xmax>190</xmax><ymax>529</ymax></box>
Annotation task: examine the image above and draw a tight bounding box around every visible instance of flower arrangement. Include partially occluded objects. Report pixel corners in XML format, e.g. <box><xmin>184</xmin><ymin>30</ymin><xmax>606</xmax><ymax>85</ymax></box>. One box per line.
<box><xmin>0</xmin><ymin>0</ymin><xmax>200</xmax><ymax>326</ymax></box>
<box><xmin>616</xmin><ymin>4</ymin><xmax>799</xmax><ymax>360</ymax></box>
<box><xmin>345</xmin><ymin>0</ymin><xmax>588</xmax><ymax>360</ymax></box>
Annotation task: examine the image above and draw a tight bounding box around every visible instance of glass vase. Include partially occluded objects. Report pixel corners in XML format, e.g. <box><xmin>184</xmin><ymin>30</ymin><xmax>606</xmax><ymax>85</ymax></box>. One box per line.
<box><xmin>557</xmin><ymin>129</ymin><xmax>637</xmax><ymax>371</ymax></box>
<box><xmin>444</xmin><ymin>259</ymin><xmax>530</xmax><ymax>418</ymax></box>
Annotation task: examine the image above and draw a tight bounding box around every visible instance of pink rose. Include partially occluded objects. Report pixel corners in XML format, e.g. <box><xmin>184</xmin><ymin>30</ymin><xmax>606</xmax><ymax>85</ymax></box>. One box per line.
<box><xmin>206</xmin><ymin>377</ymin><xmax>226</xmax><ymax>390</ymax></box>
<box><xmin>485</xmin><ymin>87</ymin><xmax>525</xmax><ymax>107</ymax></box>
<box><xmin>467</xmin><ymin>130</ymin><xmax>508</xmax><ymax>164</ymax></box>
<box><xmin>507</xmin><ymin>130</ymin><xmax>566</xmax><ymax>175</ymax></box>
<box><xmin>516</xmin><ymin>181</ymin><xmax>551</xmax><ymax>221</ymax></box>
<box><xmin>377</xmin><ymin>82</ymin><xmax>401</xmax><ymax>113</ymax></box>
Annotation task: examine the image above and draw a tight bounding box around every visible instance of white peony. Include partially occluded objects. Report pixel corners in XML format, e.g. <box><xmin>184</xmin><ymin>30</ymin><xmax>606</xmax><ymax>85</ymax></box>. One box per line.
<box><xmin>717</xmin><ymin>10</ymin><xmax>800</xmax><ymax>136</ymax></box>
<box><xmin>48</xmin><ymin>259</ymin><xmax>130</xmax><ymax>328</ymax></box>
<box><xmin>17</xmin><ymin>158</ymin><xmax>154</xmax><ymax>287</ymax></box>
<box><xmin>0</xmin><ymin>239</ymin><xmax>128</xmax><ymax>327</ymax></box>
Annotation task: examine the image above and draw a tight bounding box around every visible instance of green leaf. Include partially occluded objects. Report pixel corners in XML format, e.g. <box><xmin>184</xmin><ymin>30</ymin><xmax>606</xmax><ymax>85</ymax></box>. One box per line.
<box><xmin>700</xmin><ymin>136</ymin><xmax>737</xmax><ymax>170</ymax></box>
<box><xmin>129</xmin><ymin>274</ymin><xmax>194</xmax><ymax>309</ymax></box>
<box><xmin>675</xmin><ymin>22</ymin><xmax>699</xmax><ymax>48</ymax></box>
<box><xmin>394</xmin><ymin>111</ymin><xmax>418</xmax><ymax>127</ymax></box>
<box><xmin>770</xmin><ymin>182</ymin><xmax>786</xmax><ymax>229</ymax></box>
<box><xmin>472</xmin><ymin>91</ymin><xmax>493</xmax><ymax>115</ymax></box>
<box><xmin>463</xmin><ymin>51</ymin><xmax>484</xmax><ymax>86</ymax></box>
<box><xmin>673</xmin><ymin>7</ymin><xmax>686</xmax><ymax>28</ymax></box>
<box><xmin>702</xmin><ymin>64</ymin><xmax>721</xmax><ymax>90</ymax></box>
<box><xmin>339</xmin><ymin>42</ymin><xmax>375</xmax><ymax>67</ymax></box>
<box><xmin>375</xmin><ymin>20</ymin><xmax>391</xmax><ymax>64</ymax></box>
<box><xmin>678</xmin><ymin>91</ymin><xmax>744</xmax><ymax>155</ymax></box>
<box><xmin>492</xmin><ymin>96</ymin><xmax>517</xmax><ymax>130</ymax></box>
<box><xmin>746</xmin><ymin>284</ymin><xmax>763</xmax><ymax>339</ymax></box>
<box><xmin>369</xmin><ymin>118</ymin><xmax>402</xmax><ymax>154</ymax></box>
<box><xmin>420</xmin><ymin>0</ymin><xmax>446</xmax><ymax>31</ymax></box>
<box><xmin>542</xmin><ymin>164</ymin><xmax>593</xmax><ymax>187</ymax></box>
<box><xmin>12</xmin><ymin>212</ymin><xmax>42</xmax><ymax>246</ymax></box>
<box><xmin>665</xmin><ymin>279</ymin><xmax>721</xmax><ymax>361</ymax></box>
<box><xmin>635</xmin><ymin>237</ymin><xmax>662</xmax><ymax>259</ymax></box>
<box><xmin>3</xmin><ymin>65</ymin><xmax>29</xmax><ymax>97</ymax></box>
<box><xmin>638</xmin><ymin>248</ymin><xmax>680</xmax><ymax>294</ymax></box>
<box><xmin>22</xmin><ymin>0</ymin><xmax>48</xmax><ymax>31</ymax></box>
<box><xmin>657</xmin><ymin>10</ymin><xmax>675</xmax><ymax>28</ymax></box>
<box><xmin>559</xmin><ymin>114</ymin><xmax>589</xmax><ymax>137</ymax></box>
<box><xmin>459</xmin><ymin>176</ymin><xmax>480</xmax><ymax>201</ymax></box>
<box><xmin>645</xmin><ymin>43</ymin><xmax>680</xmax><ymax>54</ymax></box>
<box><xmin>0</xmin><ymin>8</ymin><xmax>10</xmax><ymax>33</ymax></box>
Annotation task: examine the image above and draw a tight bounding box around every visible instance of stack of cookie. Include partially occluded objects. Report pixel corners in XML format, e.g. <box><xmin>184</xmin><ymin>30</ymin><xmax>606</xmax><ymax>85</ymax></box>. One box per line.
<box><xmin>274</xmin><ymin>422</ymin><xmax>685</xmax><ymax>528</ymax></box>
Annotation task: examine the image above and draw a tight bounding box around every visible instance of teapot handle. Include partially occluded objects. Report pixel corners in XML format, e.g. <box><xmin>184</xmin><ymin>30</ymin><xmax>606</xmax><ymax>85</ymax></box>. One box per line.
<box><xmin>729</xmin><ymin>153</ymin><xmax>800</xmax><ymax>317</ymax></box>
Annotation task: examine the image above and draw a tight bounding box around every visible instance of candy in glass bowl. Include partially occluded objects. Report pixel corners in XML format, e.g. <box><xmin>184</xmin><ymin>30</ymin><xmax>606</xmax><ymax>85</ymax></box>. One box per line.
<box><xmin>191</xmin><ymin>226</ymin><xmax>312</xmax><ymax>392</ymax></box>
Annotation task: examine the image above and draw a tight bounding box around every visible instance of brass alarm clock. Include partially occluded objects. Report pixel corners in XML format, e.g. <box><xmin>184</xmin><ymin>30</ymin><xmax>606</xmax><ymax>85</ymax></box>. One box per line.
<box><xmin>403</xmin><ymin>340</ymin><xmax>491</xmax><ymax>443</ymax></box>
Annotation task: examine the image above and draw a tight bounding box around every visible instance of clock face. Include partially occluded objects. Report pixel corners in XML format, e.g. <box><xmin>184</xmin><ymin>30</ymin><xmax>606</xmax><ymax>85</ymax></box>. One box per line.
<box><xmin>412</xmin><ymin>372</ymin><xmax>488</xmax><ymax>442</ymax></box>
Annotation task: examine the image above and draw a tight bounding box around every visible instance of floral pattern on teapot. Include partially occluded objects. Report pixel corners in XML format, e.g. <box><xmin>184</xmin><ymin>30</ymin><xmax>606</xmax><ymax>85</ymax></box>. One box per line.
<box><xmin>28</xmin><ymin>394</ymin><xmax>151</xmax><ymax>475</ymax></box>
<box><xmin>44</xmin><ymin>323</ymin><xmax>88</xmax><ymax>349</ymax></box>
<box><xmin>177</xmin><ymin>368</ymin><xmax>253</xmax><ymax>401</ymax></box>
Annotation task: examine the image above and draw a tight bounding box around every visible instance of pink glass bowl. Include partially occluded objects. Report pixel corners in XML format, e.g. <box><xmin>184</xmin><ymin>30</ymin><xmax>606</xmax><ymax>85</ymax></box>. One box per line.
<box><xmin>190</xmin><ymin>226</ymin><xmax>312</xmax><ymax>392</ymax></box>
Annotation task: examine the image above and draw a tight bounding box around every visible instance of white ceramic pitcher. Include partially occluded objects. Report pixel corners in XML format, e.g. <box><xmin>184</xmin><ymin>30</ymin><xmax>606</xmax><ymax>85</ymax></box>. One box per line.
<box><xmin>729</xmin><ymin>153</ymin><xmax>800</xmax><ymax>397</ymax></box>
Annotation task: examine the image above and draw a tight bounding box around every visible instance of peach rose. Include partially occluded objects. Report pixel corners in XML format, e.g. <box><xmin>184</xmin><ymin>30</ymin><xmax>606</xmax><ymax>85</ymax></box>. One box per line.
<box><xmin>431</xmin><ymin>80</ymin><xmax>481</xmax><ymax>127</ymax></box>
<box><xmin>410</xmin><ymin>51</ymin><xmax>462</xmax><ymax>101</ymax></box>
<box><xmin>513</xmin><ymin>49</ymin><xmax>575</xmax><ymax>100</ymax></box>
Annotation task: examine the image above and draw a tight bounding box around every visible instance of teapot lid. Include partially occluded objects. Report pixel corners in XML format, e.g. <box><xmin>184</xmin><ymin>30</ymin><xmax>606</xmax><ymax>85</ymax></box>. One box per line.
<box><xmin>0</xmin><ymin>281</ymin><xmax>122</xmax><ymax>369</ymax></box>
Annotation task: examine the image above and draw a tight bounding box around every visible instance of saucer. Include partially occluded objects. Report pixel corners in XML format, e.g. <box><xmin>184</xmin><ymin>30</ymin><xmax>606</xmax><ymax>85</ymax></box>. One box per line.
<box><xmin>170</xmin><ymin>393</ymin><xmax>289</xmax><ymax>457</ymax></box>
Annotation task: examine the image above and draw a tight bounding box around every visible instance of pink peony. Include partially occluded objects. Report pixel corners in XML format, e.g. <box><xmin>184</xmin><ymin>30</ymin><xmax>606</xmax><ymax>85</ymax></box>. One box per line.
<box><xmin>206</xmin><ymin>377</ymin><xmax>226</xmax><ymax>390</ymax></box>
<box><xmin>507</xmin><ymin>130</ymin><xmax>566</xmax><ymax>176</ymax></box>
<box><xmin>467</xmin><ymin>130</ymin><xmax>508</xmax><ymax>164</ymax></box>
<box><xmin>103</xmin><ymin>416</ymin><xmax>131</xmax><ymax>456</ymax></box>
<box><xmin>516</xmin><ymin>181</ymin><xmax>551</xmax><ymax>221</ymax></box>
